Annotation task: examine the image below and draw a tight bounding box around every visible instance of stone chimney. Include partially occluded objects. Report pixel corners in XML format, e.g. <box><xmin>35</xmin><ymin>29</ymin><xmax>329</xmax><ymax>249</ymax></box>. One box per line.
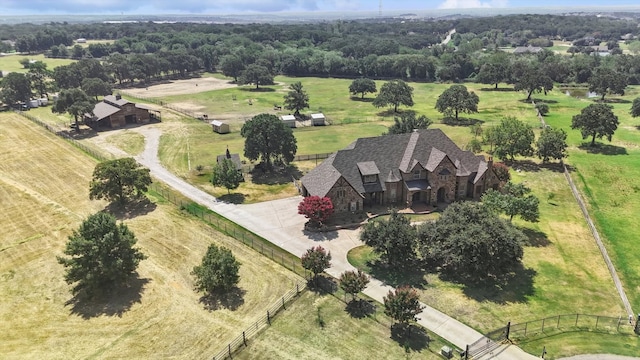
<box><xmin>115</xmin><ymin>93</ymin><xmax>122</xmax><ymax>100</ymax></box>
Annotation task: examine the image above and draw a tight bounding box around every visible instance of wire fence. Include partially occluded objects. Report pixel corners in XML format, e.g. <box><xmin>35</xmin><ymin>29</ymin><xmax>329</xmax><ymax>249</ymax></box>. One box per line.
<box><xmin>211</xmin><ymin>280</ymin><xmax>307</xmax><ymax>360</ymax></box>
<box><xmin>292</xmin><ymin>152</ymin><xmax>332</xmax><ymax>162</ymax></box>
<box><xmin>118</xmin><ymin>91</ymin><xmax>207</xmax><ymax>120</ymax></box>
<box><xmin>147</xmin><ymin>183</ymin><xmax>306</xmax><ymax>278</ymax></box>
<box><xmin>509</xmin><ymin>313</ymin><xmax>636</xmax><ymax>341</ymax></box>
<box><xmin>14</xmin><ymin>110</ymin><xmax>114</xmax><ymax>161</ymax></box>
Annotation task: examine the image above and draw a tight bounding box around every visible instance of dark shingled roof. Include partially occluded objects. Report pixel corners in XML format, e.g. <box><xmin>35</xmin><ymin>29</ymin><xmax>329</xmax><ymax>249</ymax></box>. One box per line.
<box><xmin>216</xmin><ymin>153</ymin><xmax>243</xmax><ymax>171</ymax></box>
<box><xmin>90</xmin><ymin>102</ymin><xmax>120</xmax><ymax>121</ymax></box>
<box><xmin>301</xmin><ymin>129</ymin><xmax>491</xmax><ymax>197</ymax></box>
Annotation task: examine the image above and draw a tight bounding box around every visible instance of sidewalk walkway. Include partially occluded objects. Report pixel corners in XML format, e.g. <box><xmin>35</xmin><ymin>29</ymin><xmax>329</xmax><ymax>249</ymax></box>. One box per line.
<box><xmin>132</xmin><ymin>126</ymin><xmax>538</xmax><ymax>359</ymax></box>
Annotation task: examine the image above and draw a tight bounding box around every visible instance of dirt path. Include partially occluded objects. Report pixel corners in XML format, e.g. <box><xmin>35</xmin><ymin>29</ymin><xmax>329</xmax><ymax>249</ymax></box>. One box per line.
<box><xmin>124</xmin><ymin>77</ymin><xmax>237</xmax><ymax>98</ymax></box>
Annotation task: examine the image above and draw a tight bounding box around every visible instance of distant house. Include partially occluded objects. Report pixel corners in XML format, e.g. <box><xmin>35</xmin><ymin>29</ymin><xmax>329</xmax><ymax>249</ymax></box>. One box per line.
<box><xmin>210</xmin><ymin>120</ymin><xmax>230</xmax><ymax>134</ymax></box>
<box><xmin>85</xmin><ymin>94</ymin><xmax>159</xmax><ymax>130</ymax></box>
<box><xmin>216</xmin><ymin>149</ymin><xmax>244</xmax><ymax>180</ymax></box>
<box><xmin>591</xmin><ymin>46</ymin><xmax>610</xmax><ymax>56</ymax></box>
<box><xmin>311</xmin><ymin>113</ymin><xmax>326</xmax><ymax>126</ymax></box>
<box><xmin>513</xmin><ymin>46</ymin><xmax>543</xmax><ymax>54</ymax></box>
<box><xmin>300</xmin><ymin>129</ymin><xmax>500</xmax><ymax>213</ymax></box>
<box><xmin>281</xmin><ymin>114</ymin><xmax>296</xmax><ymax>128</ymax></box>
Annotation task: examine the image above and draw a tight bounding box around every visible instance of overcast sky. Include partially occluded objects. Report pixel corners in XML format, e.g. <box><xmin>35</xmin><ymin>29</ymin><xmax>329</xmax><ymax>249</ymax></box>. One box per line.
<box><xmin>2</xmin><ymin>0</ymin><xmax>640</xmax><ymax>15</ymax></box>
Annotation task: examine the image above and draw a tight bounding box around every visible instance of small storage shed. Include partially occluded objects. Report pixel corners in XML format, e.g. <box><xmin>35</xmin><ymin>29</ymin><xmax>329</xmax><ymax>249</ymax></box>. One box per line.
<box><xmin>210</xmin><ymin>120</ymin><xmax>230</xmax><ymax>134</ymax></box>
<box><xmin>281</xmin><ymin>115</ymin><xmax>296</xmax><ymax>128</ymax></box>
<box><xmin>311</xmin><ymin>113</ymin><xmax>326</xmax><ymax>126</ymax></box>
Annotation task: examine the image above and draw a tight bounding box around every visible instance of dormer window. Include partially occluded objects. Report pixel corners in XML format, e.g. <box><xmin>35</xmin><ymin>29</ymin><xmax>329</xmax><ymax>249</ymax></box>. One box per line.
<box><xmin>364</xmin><ymin>174</ymin><xmax>378</xmax><ymax>183</ymax></box>
<box><xmin>357</xmin><ymin>161</ymin><xmax>380</xmax><ymax>185</ymax></box>
<box><xmin>413</xmin><ymin>169</ymin><xmax>421</xmax><ymax>179</ymax></box>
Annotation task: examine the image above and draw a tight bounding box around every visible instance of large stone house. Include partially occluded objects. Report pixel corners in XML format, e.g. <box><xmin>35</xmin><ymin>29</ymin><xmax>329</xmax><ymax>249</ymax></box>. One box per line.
<box><xmin>300</xmin><ymin>129</ymin><xmax>501</xmax><ymax>213</ymax></box>
<box><xmin>85</xmin><ymin>94</ymin><xmax>157</xmax><ymax>129</ymax></box>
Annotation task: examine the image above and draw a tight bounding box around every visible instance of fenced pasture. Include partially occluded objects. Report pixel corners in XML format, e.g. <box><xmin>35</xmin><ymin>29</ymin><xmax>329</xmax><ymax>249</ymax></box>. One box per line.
<box><xmin>0</xmin><ymin>53</ymin><xmax>75</xmax><ymax>73</ymax></box>
<box><xmin>0</xmin><ymin>112</ymin><xmax>302</xmax><ymax>359</ymax></box>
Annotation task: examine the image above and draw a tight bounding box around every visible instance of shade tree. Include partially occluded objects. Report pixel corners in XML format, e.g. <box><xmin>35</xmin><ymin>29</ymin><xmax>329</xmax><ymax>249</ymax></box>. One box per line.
<box><xmin>349</xmin><ymin>78</ymin><xmax>377</xmax><ymax>99</ymax></box>
<box><xmin>630</xmin><ymin>97</ymin><xmax>640</xmax><ymax>117</ymax></box>
<box><xmin>386</xmin><ymin>112</ymin><xmax>432</xmax><ymax>135</ymax></box>
<box><xmin>283</xmin><ymin>81</ymin><xmax>309</xmax><ymax>117</ymax></box>
<box><xmin>484</xmin><ymin>117</ymin><xmax>535</xmax><ymax>161</ymax></box>
<box><xmin>511</xmin><ymin>60</ymin><xmax>553</xmax><ymax>101</ymax></box>
<box><xmin>51</xmin><ymin>88</ymin><xmax>95</xmax><ymax>129</ymax></box>
<box><xmin>211</xmin><ymin>156</ymin><xmax>243</xmax><ymax>194</ymax></box>
<box><xmin>192</xmin><ymin>244</ymin><xmax>241</xmax><ymax>295</ymax></box>
<box><xmin>481</xmin><ymin>182</ymin><xmax>540</xmax><ymax>223</ymax></box>
<box><xmin>571</xmin><ymin>103</ymin><xmax>619</xmax><ymax>146</ymax></box>
<box><xmin>0</xmin><ymin>72</ymin><xmax>32</xmax><ymax>106</ymax></box>
<box><xmin>435</xmin><ymin>84</ymin><xmax>479</xmax><ymax>122</ymax></box>
<box><xmin>418</xmin><ymin>201</ymin><xmax>525</xmax><ymax>281</ymax></box>
<box><xmin>239</xmin><ymin>64</ymin><xmax>274</xmax><ymax>89</ymax></box>
<box><xmin>536</xmin><ymin>127</ymin><xmax>568</xmax><ymax>163</ymax></box>
<box><xmin>360</xmin><ymin>210</ymin><xmax>417</xmax><ymax>268</ymax></box>
<box><xmin>588</xmin><ymin>66</ymin><xmax>627</xmax><ymax>101</ymax></box>
<box><xmin>372</xmin><ymin>79</ymin><xmax>414</xmax><ymax>113</ymax></box>
<box><xmin>89</xmin><ymin>158</ymin><xmax>152</xmax><ymax>206</ymax></box>
<box><xmin>57</xmin><ymin>212</ymin><xmax>146</xmax><ymax>298</ymax></box>
<box><xmin>241</xmin><ymin>113</ymin><xmax>297</xmax><ymax>170</ymax></box>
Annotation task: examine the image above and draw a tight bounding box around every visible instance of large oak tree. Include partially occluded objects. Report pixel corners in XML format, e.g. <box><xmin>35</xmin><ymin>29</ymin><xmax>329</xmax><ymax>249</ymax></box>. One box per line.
<box><xmin>571</xmin><ymin>103</ymin><xmax>619</xmax><ymax>146</ymax></box>
<box><xmin>57</xmin><ymin>212</ymin><xmax>146</xmax><ymax>298</ymax></box>
<box><xmin>241</xmin><ymin>113</ymin><xmax>297</xmax><ymax>169</ymax></box>
<box><xmin>372</xmin><ymin>79</ymin><xmax>414</xmax><ymax>113</ymax></box>
<box><xmin>89</xmin><ymin>158</ymin><xmax>152</xmax><ymax>206</ymax></box>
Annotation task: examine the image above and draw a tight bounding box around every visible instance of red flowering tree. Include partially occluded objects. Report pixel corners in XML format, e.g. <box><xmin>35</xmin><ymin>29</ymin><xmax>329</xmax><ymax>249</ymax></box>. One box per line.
<box><xmin>298</xmin><ymin>196</ymin><xmax>334</xmax><ymax>227</ymax></box>
<box><xmin>493</xmin><ymin>162</ymin><xmax>511</xmax><ymax>184</ymax></box>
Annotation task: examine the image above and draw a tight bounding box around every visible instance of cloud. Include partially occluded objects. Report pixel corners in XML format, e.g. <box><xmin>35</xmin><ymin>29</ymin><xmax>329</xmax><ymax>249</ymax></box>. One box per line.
<box><xmin>438</xmin><ymin>0</ymin><xmax>508</xmax><ymax>9</ymax></box>
<box><xmin>2</xmin><ymin>0</ymin><xmax>362</xmax><ymax>14</ymax></box>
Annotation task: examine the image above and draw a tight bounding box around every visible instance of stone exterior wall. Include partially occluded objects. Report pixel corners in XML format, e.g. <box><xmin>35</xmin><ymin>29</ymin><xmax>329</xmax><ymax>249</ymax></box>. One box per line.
<box><xmin>426</xmin><ymin>158</ymin><xmax>457</xmax><ymax>205</ymax></box>
<box><xmin>384</xmin><ymin>181</ymin><xmax>402</xmax><ymax>206</ymax></box>
<box><xmin>327</xmin><ymin>177</ymin><xmax>363</xmax><ymax>213</ymax></box>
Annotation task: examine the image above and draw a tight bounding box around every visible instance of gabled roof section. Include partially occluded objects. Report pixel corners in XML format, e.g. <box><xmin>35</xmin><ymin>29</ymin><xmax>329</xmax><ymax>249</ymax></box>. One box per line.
<box><xmin>425</xmin><ymin>148</ymin><xmax>446</xmax><ymax>172</ymax></box>
<box><xmin>90</xmin><ymin>102</ymin><xmax>120</xmax><ymax>121</ymax></box>
<box><xmin>357</xmin><ymin>161</ymin><xmax>380</xmax><ymax>176</ymax></box>
<box><xmin>473</xmin><ymin>160</ymin><xmax>488</xmax><ymax>184</ymax></box>
<box><xmin>399</xmin><ymin>131</ymin><xmax>420</xmax><ymax>172</ymax></box>
<box><xmin>301</xmin><ymin>153</ymin><xmax>343</xmax><ymax>198</ymax></box>
<box><xmin>103</xmin><ymin>94</ymin><xmax>129</xmax><ymax>107</ymax></box>
<box><xmin>385</xmin><ymin>170</ymin><xmax>401</xmax><ymax>183</ymax></box>
<box><xmin>281</xmin><ymin>115</ymin><xmax>296</xmax><ymax>121</ymax></box>
<box><xmin>302</xmin><ymin>129</ymin><xmax>489</xmax><ymax>197</ymax></box>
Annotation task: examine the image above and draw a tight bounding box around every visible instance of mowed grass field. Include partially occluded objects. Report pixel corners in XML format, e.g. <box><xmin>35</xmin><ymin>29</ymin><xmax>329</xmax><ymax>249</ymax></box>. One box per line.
<box><xmin>0</xmin><ymin>112</ymin><xmax>302</xmax><ymax>359</ymax></box>
<box><xmin>0</xmin><ymin>53</ymin><xmax>75</xmax><ymax>74</ymax></box>
<box><xmin>236</xmin><ymin>290</ymin><xmax>449</xmax><ymax>360</ymax></box>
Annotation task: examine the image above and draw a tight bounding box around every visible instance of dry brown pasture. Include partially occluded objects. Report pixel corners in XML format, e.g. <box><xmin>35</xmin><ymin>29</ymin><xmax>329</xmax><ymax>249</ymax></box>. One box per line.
<box><xmin>0</xmin><ymin>112</ymin><xmax>301</xmax><ymax>359</ymax></box>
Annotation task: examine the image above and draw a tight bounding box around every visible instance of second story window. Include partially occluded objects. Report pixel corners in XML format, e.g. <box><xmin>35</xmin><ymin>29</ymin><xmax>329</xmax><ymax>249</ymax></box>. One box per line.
<box><xmin>413</xmin><ymin>169</ymin><xmax>421</xmax><ymax>179</ymax></box>
<box><xmin>364</xmin><ymin>174</ymin><xmax>377</xmax><ymax>183</ymax></box>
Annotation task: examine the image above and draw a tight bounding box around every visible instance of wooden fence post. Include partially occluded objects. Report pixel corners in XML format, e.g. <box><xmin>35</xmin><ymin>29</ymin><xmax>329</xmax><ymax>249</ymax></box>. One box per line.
<box><xmin>242</xmin><ymin>331</ymin><xmax>246</xmax><ymax>346</ymax></box>
<box><xmin>267</xmin><ymin>310</ymin><xmax>271</xmax><ymax>325</ymax></box>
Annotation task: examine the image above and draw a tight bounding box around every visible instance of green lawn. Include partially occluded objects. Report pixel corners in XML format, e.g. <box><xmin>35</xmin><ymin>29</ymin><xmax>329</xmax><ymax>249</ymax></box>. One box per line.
<box><xmin>0</xmin><ymin>53</ymin><xmax>75</xmax><ymax>73</ymax></box>
<box><xmin>235</xmin><ymin>289</ymin><xmax>452</xmax><ymax>360</ymax></box>
<box><xmin>519</xmin><ymin>332</ymin><xmax>640</xmax><ymax>359</ymax></box>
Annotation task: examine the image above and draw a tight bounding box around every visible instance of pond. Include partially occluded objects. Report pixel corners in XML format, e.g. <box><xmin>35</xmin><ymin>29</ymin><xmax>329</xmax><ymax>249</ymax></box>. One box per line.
<box><xmin>560</xmin><ymin>88</ymin><xmax>599</xmax><ymax>98</ymax></box>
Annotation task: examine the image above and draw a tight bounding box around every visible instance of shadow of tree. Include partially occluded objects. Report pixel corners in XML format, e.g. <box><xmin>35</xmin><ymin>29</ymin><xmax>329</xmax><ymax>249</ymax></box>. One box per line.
<box><xmin>218</xmin><ymin>193</ymin><xmax>246</xmax><ymax>204</ymax></box>
<box><xmin>508</xmin><ymin>159</ymin><xmax>564</xmax><ymax>173</ymax></box>
<box><xmin>303</xmin><ymin>229</ymin><xmax>339</xmax><ymax>241</ymax></box>
<box><xmin>390</xmin><ymin>323</ymin><xmax>431</xmax><ymax>352</ymax></box>
<box><xmin>250</xmin><ymin>164</ymin><xmax>302</xmax><ymax>185</ymax></box>
<box><xmin>578</xmin><ymin>143</ymin><xmax>627</xmax><ymax>155</ymax></box>
<box><xmin>598</xmin><ymin>98</ymin><xmax>631</xmax><ymax>104</ymax></box>
<box><xmin>308</xmin><ymin>274</ymin><xmax>338</xmax><ymax>295</ymax></box>
<box><xmin>368</xmin><ymin>260</ymin><xmax>428</xmax><ymax>289</ymax></box>
<box><xmin>238</xmin><ymin>87</ymin><xmax>276</xmax><ymax>92</ymax></box>
<box><xmin>441</xmin><ymin>117</ymin><xmax>484</xmax><ymax>126</ymax></box>
<box><xmin>349</xmin><ymin>97</ymin><xmax>375</xmax><ymax>102</ymax></box>
<box><xmin>480</xmin><ymin>87</ymin><xmax>516</xmax><ymax>92</ymax></box>
<box><xmin>105</xmin><ymin>197</ymin><xmax>157</xmax><ymax>220</ymax></box>
<box><xmin>199</xmin><ymin>286</ymin><xmax>246</xmax><ymax>311</ymax></box>
<box><xmin>519</xmin><ymin>227</ymin><xmax>551</xmax><ymax>247</ymax></box>
<box><xmin>345</xmin><ymin>299</ymin><xmax>377</xmax><ymax>319</ymax></box>
<box><xmin>530</xmin><ymin>98</ymin><xmax>558</xmax><ymax>104</ymax></box>
<box><xmin>451</xmin><ymin>264</ymin><xmax>537</xmax><ymax>304</ymax></box>
<box><xmin>376</xmin><ymin>108</ymin><xmax>412</xmax><ymax>117</ymax></box>
<box><xmin>66</xmin><ymin>275</ymin><xmax>150</xmax><ymax>319</ymax></box>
